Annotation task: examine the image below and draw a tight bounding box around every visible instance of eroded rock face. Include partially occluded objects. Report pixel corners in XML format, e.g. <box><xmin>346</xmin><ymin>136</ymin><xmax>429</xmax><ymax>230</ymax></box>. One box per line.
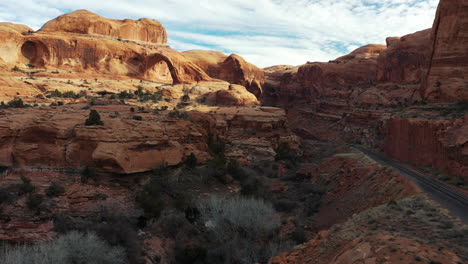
<box><xmin>377</xmin><ymin>29</ymin><xmax>432</xmax><ymax>85</ymax></box>
<box><xmin>0</xmin><ymin>104</ymin><xmax>295</xmax><ymax>174</ymax></box>
<box><xmin>40</xmin><ymin>10</ymin><xmax>167</xmax><ymax>44</ymax></box>
<box><xmin>0</xmin><ymin>11</ymin><xmax>211</xmax><ymax>85</ymax></box>
<box><xmin>0</xmin><ymin>105</ymin><xmax>208</xmax><ymax>174</ymax></box>
<box><xmin>422</xmin><ymin>0</ymin><xmax>468</xmax><ymax>102</ymax></box>
<box><xmin>184</xmin><ymin>51</ymin><xmax>265</xmax><ymax>97</ymax></box>
<box><xmin>265</xmin><ymin>45</ymin><xmax>386</xmax><ymax>105</ymax></box>
<box><xmin>383</xmin><ymin>115</ymin><xmax>468</xmax><ymax>180</ymax></box>
<box><xmin>270</xmin><ymin>235</ymin><xmax>463</xmax><ymax>264</ymax></box>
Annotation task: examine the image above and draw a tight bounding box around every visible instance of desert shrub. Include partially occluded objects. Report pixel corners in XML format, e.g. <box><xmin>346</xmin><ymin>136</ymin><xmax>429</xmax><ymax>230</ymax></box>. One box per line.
<box><xmin>2</xmin><ymin>98</ymin><xmax>29</xmax><ymax>109</ymax></box>
<box><xmin>119</xmin><ymin>90</ymin><xmax>136</xmax><ymax>100</ymax></box>
<box><xmin>181</xmin><ymin>94</ymin><xmax>190</xmax><ymax>102</ymax></box>
<box><xmin>53</xmin><ymin>200</ymin><xmax>143</xmax><ymax>264</ymax></box>
<box><xmin>175</xmin><ymin>242</ymin><xmax>207</xmax><ymax>264</ymax></box>
<box><xmin>273</xmin><ymin>199</ymin><xmax>297</xmax><ymax>213</ymax></box>
<box><xmin>208</xmin><ymin>135</ymin><xmax>226</xmax><ymax>159</ymax></box>
<box><xmin>139</xmin><ymin>91</ymin><xmax>163</xmax><ymax>103</ymax></box>
<box><xmin>0</xmin><ymin>231</ymin><xmax>125</xmax><ymax>264</ymax></box>
<box><xmin>275</xmin><ymin>145</ymin><xmax>298</xmax><ymax>167</ymax></box>
<box><xmin>156</xmin><ymin>210</ymin><xmax>195</xmax><ymax>238</ymax></box>
<box><xmin>132</xmin><ymin>115</ymin><xmax>142</xmax><ymax>121</ymax></box>
<box><xmin>45</xmin><ymin>182</ymin><xmax>65</xmax><ymax>197</ymax></box>
<box><xmin>85</xmin><ymin>110</ymin><xmax>104</xmax><ymax>126</ymax></box>
<box><xmin>291</xmin><ymin>226</ymin><xmax>307</xmax><ymax>244</ymax></box>
<box><xmin>48</xmin><ymin>90</ymin><xmax>82</xmax><ymax>99</ymax></box>
<box><xmin>26</xmin><ymin>193</ymin><xmax>44</xmax><ymax>213</ymax></box>
<box><xmin>191</xmin><ymin>196</ymin><xmax>286</xmax><ymax>264</ymax></box>
<box><xmin>136</xmin><ymin>178</ymin><xmax>165</xmax><ymax>219</ymax></box>
<box><xmin>252</xmin><ymin>160</ymin><xmax>278</xmax><ymax>179</ymax></box>
<box><xmin>168</xmin><ymin>110</ymin><xmax>188</xmax><ymax>119</ymax></box>
<box><xmin>185</xmin><ymin>153</ymin><xmax>197</xmax><ymax>169</ymax></box>
<box><xmin>0</xmin><ymin>166</ymin><xmax>8</xmax><ymax>173</ymax></box>
<box><xmin>227</xmin><ymin>159</ymin><xmax>247</xmax><ymax>181</ymax></box>
<box><xmin>19</xmin><ymin>176</ymin><xmax>35</xmax><ymax>195</ymax></box>
<box><xmin>0</xmin><ymin>188</ymin><xmax>12</xmax><ymax>204</ymax></box>
<box><xmin>239</xmin><ymin>172</ymin><xmax>265</xmax><ymax>197</ymax></box>
<box><xmin>197</xmin><ymin>196</ymin><xmax>280</xmax><ymax>240</ymax></box>
<box><xmin>130</xmin><ymin>107</ymin><xmax>135</xmax><ymax>112</ymax></box>
<box><xmin>81</xmin><ymin>167</ymin><xmax>97</xmax><ymax>184</ymax></box>
<box><xmin>174</xmin><ymin>192</ymin><xmax>193</xmax><ymax>212</ymax></box>
<box><xmin>456</xmin><ymin>100</ymin><xmax>468</xmax><ymax>112</ymax></box>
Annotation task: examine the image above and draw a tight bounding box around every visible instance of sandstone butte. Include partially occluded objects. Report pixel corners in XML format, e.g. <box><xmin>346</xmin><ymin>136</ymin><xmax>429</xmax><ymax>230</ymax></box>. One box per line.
<box><xmin>183</xmin><ymin>50</ymin><xmax>266</xmax><ymax>97</ymax></box>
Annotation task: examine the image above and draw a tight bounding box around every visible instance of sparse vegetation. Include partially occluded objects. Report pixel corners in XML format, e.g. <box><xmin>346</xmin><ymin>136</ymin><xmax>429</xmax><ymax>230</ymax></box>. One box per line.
<box><xmin>167</xmin><ymin>110</ymin><xmax>188</xmax><ymax>119</ymax></box>
<box><xmin>0</xmin><ymin>231</ymin><xmax>126</xmax><ymax>264</ymax></box>
<box><xmin>26</xmin><ymin>193</ymin><xmax>44</xmax><ymax>213</ymax></box>
<box><xmin>19</xmin><ymin>175</ymin><xmax>35</xmax><ymax>195</ymax></box>
<box><xmin>185</xmin><ymin>152</ymin><xmax>197</xmax><ymax>169</ymax></box>
<box><xmin>46</xmin><ymin>89</ymin><xmax>83</xmax><ymax>99</ymax></box>
<box><xmin>275</xmin><ymin>144</ymin><xmax>298</xmax><ymax>168</ymax></box>
<box><xmin>136</xmin><ymin>178</ymin><xmax>165</xmax><ymax>219</ymax></box>
<box><xmin>132</xmin><ymin>115</ymin><xmax>142</xmax><ymax>121</ymax></box>
<box><xmin>0</xmin><ymin>98</ymin><xmax>31</xmax><ymax>109</ymax></box>
<box><xmin>45</xmin><ymin>182</ymin><xmax>65</xmax><ymax>197</ymax></box>
<box><xmin>81</xmin><ymin>167</ymin><xmax>97</xmax><ymax>183</ymax></box>
<box><xmin>85</xmin><ymin>110</ymin><xmax>104</xmax><ymax>126</ymax></box>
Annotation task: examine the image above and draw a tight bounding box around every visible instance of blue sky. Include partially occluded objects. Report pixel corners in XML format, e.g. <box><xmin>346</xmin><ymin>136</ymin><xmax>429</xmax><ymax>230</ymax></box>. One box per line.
<box><xmin>0</xmin><ymin>0</ymin><xmax>439</xmax><ymax>67</ymax></box>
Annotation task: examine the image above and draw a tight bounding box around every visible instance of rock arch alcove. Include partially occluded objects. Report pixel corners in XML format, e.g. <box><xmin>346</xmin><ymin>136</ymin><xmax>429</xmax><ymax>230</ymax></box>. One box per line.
<box><xmin>21</xmin><ymin>40</ymin><xmax>49</xmax><ymax>67</ymax></box>
<box><xmin>143</xmin><ymin>54</ymin><xmax>180</xmax><ymax>84</ymax></box>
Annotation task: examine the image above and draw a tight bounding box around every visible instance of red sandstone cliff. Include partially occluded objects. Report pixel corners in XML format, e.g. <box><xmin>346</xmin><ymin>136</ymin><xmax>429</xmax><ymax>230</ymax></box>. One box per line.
<box><xmin>40</xmin><ymin>10</ymin><xmax>168</xmax><ymax>44</ymax></box>
<box><xmin>422</xmin><ymin>0</ymin><xmax>468</xmax><ymax>102</ymax></box>
<box><xmin>0</xmin><ymin>12</ymin><xmax>211</xmax><ymax>85</ymax></box>
<box><xmin>384</xmin><ymin>115</ymin><xmax>468</xmax><ymax>180</ymax></box>
<box><xmin>184</xmin><ymin>51</ymin><xmax>265</xmax><ymax>97</ymax></box>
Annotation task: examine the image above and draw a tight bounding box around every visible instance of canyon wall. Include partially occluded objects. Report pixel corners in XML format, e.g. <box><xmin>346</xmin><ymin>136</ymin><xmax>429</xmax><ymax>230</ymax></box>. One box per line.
<box><xmin>384</xmin><ymin>115</ymin><xmax>468</xmax><ymax>179</ymax></box>
<box><xmin>422</xmin><ymin>0</ymin><xmax>468</xmax><ymax>102</ymax></box>
<box><xmin>264</xmin><ymin>0</ymin><xmax>467</xmax><ymax>178</ymax></box>
<box><xmin>184</xmin><ymin>51</ymin><xmax>265</xmax><ymax>97</ymax></box>
<box><xmin>39</xmin><ymin>10</ymin><xmax>168</xmax><ymax>44</ymax></box>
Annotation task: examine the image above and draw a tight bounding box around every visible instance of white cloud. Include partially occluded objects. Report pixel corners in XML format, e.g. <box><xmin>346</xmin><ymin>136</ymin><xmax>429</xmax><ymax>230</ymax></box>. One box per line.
<box><xmin>0</xmin><ymin>0</ymin><xmax>439</xmax><ymax>67</ymax></box>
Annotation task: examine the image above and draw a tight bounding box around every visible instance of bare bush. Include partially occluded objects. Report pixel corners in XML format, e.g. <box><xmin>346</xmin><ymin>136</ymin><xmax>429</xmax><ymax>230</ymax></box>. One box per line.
<box><xmin>0</xmin><ymin>231</ymin><xmax>126</xmax><ymax>264</ymax></box>
<box><xmin>197</xmin><ymin>196</ymin><xmax>280</xmax><ymax>240</ymax></box>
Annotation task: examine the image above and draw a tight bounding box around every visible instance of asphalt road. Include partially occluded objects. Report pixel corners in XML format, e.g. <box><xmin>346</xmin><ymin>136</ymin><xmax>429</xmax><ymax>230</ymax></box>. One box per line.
<box><xmin>353</xmin><ymin>145</ymin><xmax>468</xmax><ymax>224</ymax></box>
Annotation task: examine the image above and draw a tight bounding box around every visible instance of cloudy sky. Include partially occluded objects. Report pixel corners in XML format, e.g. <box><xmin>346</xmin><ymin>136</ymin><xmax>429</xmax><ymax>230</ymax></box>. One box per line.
<box><xmin>0</xmin><ymin>0</ymin><xmax>439</xmax><ymax>67</ymax></box>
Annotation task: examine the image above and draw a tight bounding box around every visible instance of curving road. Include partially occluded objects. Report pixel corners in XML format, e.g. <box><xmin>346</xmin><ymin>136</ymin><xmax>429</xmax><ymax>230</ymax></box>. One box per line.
<box><xmin>353</xmin><ymin>145</ymin><xmax>468</xmax><ymax>223</ymax></box>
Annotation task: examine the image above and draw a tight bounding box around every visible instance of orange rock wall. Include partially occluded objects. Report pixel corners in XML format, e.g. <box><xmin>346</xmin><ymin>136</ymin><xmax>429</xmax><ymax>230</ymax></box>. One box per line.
<box><xmin>383</xmin><ymin>115</ymin><xmax>468</xmax><ymax>179</ymax></box>
<box><xmin>40</xmin><ymin>10</ymin><xmax>167</xmax><ymax>44</ymax></box>
<box><xmin>422</xmin><ymin>0</ymin><xmax>468</xmax><ymax>102</ymax></box>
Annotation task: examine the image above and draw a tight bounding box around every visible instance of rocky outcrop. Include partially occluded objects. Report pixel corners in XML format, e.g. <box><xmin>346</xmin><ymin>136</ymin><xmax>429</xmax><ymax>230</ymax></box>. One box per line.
<box><xmin>270</xmin><ymin>195</ymin><xmax>467</xmax><ymax>264</ymax></box>
<box><xmin>377</xmin><ymin>29</ymin><xmax>432</xmax><ymax>85</ymax></box>
<box><xmin>383</xmin><ymin>115</ymin><xmax>468</xmax><ymax>180</ymax></box>
<box><xmin>0</xmin><ymin>104</ymin><xmax>295</xmax><ymax>174</ymax></box>
<box><xmin>422</xmin><ymin>0</ymin><xmax>468</xmax><ymax>102</ymax></box>
<box><xmin>214</xmin><ymin>84</ymin><xmax>260</xmax><ymax>106</ymax></box>
<box><xmin>39</xmin><ymin>10</ymin><xmax>167</xmax><ymax>44</ymax></box>
<box><xmin>0</xmin><ymin>11</ymin><xmax>211</xmax><ymax>85</ymax></box>
<box><xmin>184</xmin><ymin>51</ymin><xmax>265</xmax><ymax>97</ymax></box>
<box><xmin>182</xmin><ymin>50</ymin><xmax>228</xmax><ymax>77</ymax></box>
<box><xmin>0</xmin><ymin>105</ymin><xmax>208</xmax><ymax>174</ymax></box>
<box><xmin>265</xmin><ymin>45</ymin><xmax>386</xmax><ymax>105</ymax></box>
